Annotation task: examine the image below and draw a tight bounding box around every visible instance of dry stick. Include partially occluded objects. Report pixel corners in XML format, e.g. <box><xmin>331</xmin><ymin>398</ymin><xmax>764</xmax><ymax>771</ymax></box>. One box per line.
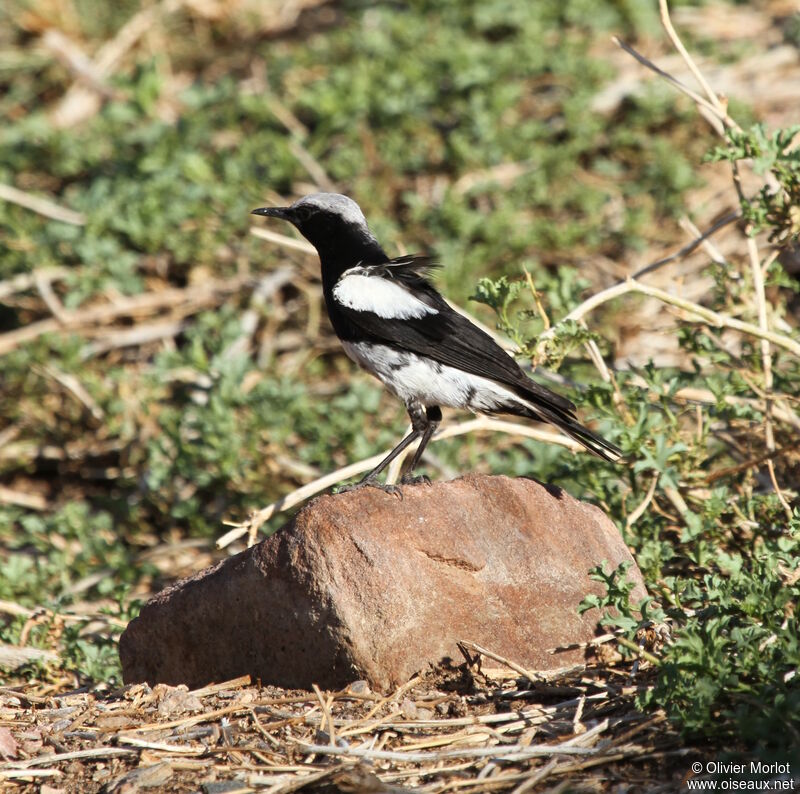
<box><xmin>678</xmin><ymin>216</ymin><xmax>728</xmax><ymax>266</ymax></box>
<box><xmin>288</xmin><ymin>139</ymin><xmax>336</xmax><ymax>194</ymax></box>
<box><xmin>218</xmin><ymin>418</ymin><xmax>584</xmax><ymax>548</ymax></box>
<box><xmin>604</xmin><ymin>713</ymin><xmax>667</xmax><ymax>749</ymax></box>
<box><xmin>526</xmin><ymin>264</ymin><xmax>620</xmax><ymax>406</ymax></box>
<box><xmin>259</xmin><ymin>84</ymin><xmax>336</xmax><ymax>192</ymax></box>
<box><xmin>250</xmin><ymin>226</ymin><xmax>316</xmax><ymax>255</ymax></box>
<box><xmin>611</xmin><ymin>37</ymin><xmax>729</xmax><ymax>134</ymax></box>
<box><xmin>0</xmin><ymin>486</ymin><xmax>49</xmax><ymax>511</ymax></box>
<box><xmin>658</xmin><ymin>0</ymin><xmax>729</xmax><ymax>118</ymax></box>
<box><xmin>611</xmin><ymin>36</ymin><xmax>738</xmax><ymax>136</ymax></box>
<box><xmin>293</xmin><ymin>741</ymin><xmax>595</xmax><ymax>764</ymax></box>
<box><xmin>116</xmin><ymin>705</ymin><xmax>247</xmax><ymax>735</ymax></box>
<box><xmin>583</xmin><ymin>334</ymin><xmax>612</xmax><ymax>384</ymax></box>
<box><xmin>116</xmin><ymin>736</ymin><xmax>205</xmax><ymax>755</ymax></box>
<box><xmin>189</xmin><ymin>674</ymin><xmax>252</xmax><ymax>697</ymax></box>
<box><xmin>0</xmin><ymin>183</ymin><xmax>86</xmax><ymax>226</ymax></box>
<box><xmin>626</xmin><ymin>473</ymin><xmax>659</xmax><ymax>530</ymax></box>
<box><xmin>524</xmin><ymin>267</ymin><xmax>550</xmax><ymax>330</ymax></box>
<box><xmin>80</xmin><ymin>319</ymin><xmax>188</xmax><ymax>359</ymax></box>
<box><xmin>639</xmin><ymin>382</ymin><xmax>800</xmax><ymax>434</ymax></box>
<box><xmin>336</xmin><ymin>676</ymin><xmax>422</xmax><ymax>738</ymax></box>
<box><xmin>223</xmin><ymin>267</ymin><xmax>295</xmax><ymax>361</ymax></box>
<box><xmin>51</xmin><ymin>0</ymin><xmax>185</xmax><ymax>128</ymax></box>
<box><xmin>560</xmin><ymin>719</ymin><xmax>609</xmax><ymax>748</ymax></box>
<box><xmin>537</xmin><ymin>278</ymin><xmax>800</xmax><ymax>359</ymax></box>
<box><xmin>312</xmin><ymin>685</ymin><xmax>336</xmax><ymax>748</ymax></box>
<box><xmin>657</xmin><ymin>1</ymin><xmax>791</xmax><ymax>515</ymax></box>
<box><xmin>630</xmin><ymin>212</ymin><xmax>739</xmax><ymax>280</ymax></box>
<box><xmin>0</xmin><ymin>643</ymin><xmax>59</xmax><ymax>668</ymax></box>
<box><xmin>42</xmin><ymin>29</ymin><xmax>118</xmax><ymax>96</ymax></box>
<box><xmin>0</xmin><ymin>268</ymin><xmax>71</xmax><ymax>301</ymax></box>
<box><xmin>0</xmin><ymin>770</ymin><xmax>63</xmax><ymax>781</ymax></box>
<box><xmin>349</xmin><ymin>706</ymin><xmax>580</xmax><ymax>733</ymax></box>
<box><xmin>588</xmin><ymin>212</ymin><xmax>738</xmax><ymax>404</ymax></box>
<box><xmin>0</xmin><ymin>599</ymin><xmax>127</xmax><ymax>628</ymax></box>
<box><xmin>255</xmin><ymin>767</ymin><xmax>337</xmax><ymax>794</ymax></box>
<box><xmin>547</xmin><ymin>633</ymin><xmax>617</xmax><ymax>655</ymax></box>
<box><xmin>0</xmin><ymin>275</ymin><xmax>253</xmax><ymax>357</ymax></box>
<box><xmin>35</xmin><ymin>364</ymin><xmax>105</xmax><ymax>422</ymax></box>
<box><xmin>433</xmin><ymin>770</ymin><xmax>533</xmax><ymax>794</ymax></box>
<box><xmin>510</xmin><ymin>758</ymin><xmax>560</xmax><ymax>794</ymax></box>
<box><xmin>401</xmin><ymin>729</ymin><xmax>497</xmax><ymax>753</ymax></box>
<box><xmin>748</xmin><ymin>240</ymin><xmax>792</xmax><ymax>516</ymax></box>
<box><xmin>248</xmin><ymin>708</ymin><xmax>283</xmax><ymax>750</ymax></box>
<box><xmin>614</xmin><ymin>636</ymin><xmax>660</xmax><ymax>666</ymax></box>
<box><xmin>129</xmin><ymin>709</ymin><xmax>304</xmax><ymax>743</ymax></box>
<box><xmin>458</xmin><ymin>641</ymin><xmax>580</xmax><ymax>684</ymax></box>
<box><xmin>704</xmin><ymin>443</ymin><xmax>793</xmax><ymax>485</ymax></box>
<box><xmin>35</xmin><ymin>273</ymin><xmax>69</xmax><ymax>322</ymax></box>
<box><xmin>2</xmin><ymin>747</ymin><xmax>138</xmax><ymax>770</ymax></box>
<box><xmin>544</xmin><ymin>749</ymin><xmax>654</xmax><ymax>779</ymax></box>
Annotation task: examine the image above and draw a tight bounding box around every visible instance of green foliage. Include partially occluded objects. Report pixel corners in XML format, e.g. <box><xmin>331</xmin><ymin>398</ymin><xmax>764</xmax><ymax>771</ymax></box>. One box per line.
<box><xmin>471</xmin><ymin>268</ymin><xmax>599</xmax><ymax>368</ymax></box>
<box><xmin>0</xmin><ymin>503</ymin><xmax>142</xmax><ymax>682</ymax></box>
<box><xmin>0</xmin><ymin>503</ymin><xmax>138</xmax><ymax>605</ymax></box>
<box><xmin>473</xmin><ymin>119</ymin><xmax>800</xmax><ymax>752</ymax></box>
<box><xmin>640</xmin><ymin>521</ymin><xmax>800</xmax><ymax>749</ymax></box>
<box><xmin>471</xmin><ymin>276</ymin><xmax>527</xmax><ymax>347</ymax></box>
<box><xmin>579</xmin><ymin>527</ymin><xmax>800</xmax><ymax>752</ymax></box>
<box><xmin>708</xmin><ymin>123</ymin><xmax>800</xmax><ymax>242</ymax></box>
<box><xmin>580</xmin><ymin>561</ymin><xmax>652</xmax><ymax>634</ymax></box>
<box><xmin>62</xmin><ymin>623</ymin><xmax>126</xmax><ymax>685</ymax></box>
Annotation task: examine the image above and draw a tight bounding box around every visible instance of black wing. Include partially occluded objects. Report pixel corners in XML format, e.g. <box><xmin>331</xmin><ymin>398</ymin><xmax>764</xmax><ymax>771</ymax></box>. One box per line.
<box><xmin>330</xmin><ymin>257</ymin><xmax>621</xmax><ymax>461</ymax></box>
<box><xmin>370</xmin><ymin>254</ymin><xmax>441</xmax><ymax>280</ymax></box>
<box><xmin>330</xmin><ymin>256</ymin><xmax>576</xmax><ymax>414</ymax></box>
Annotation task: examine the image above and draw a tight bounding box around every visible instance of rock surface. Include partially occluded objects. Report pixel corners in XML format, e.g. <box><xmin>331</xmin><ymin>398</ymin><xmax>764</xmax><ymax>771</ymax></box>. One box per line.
<box><xmin>120</xmin><ymin>474</ymin><xmax>646</xmax><ymax>691</ymax></box>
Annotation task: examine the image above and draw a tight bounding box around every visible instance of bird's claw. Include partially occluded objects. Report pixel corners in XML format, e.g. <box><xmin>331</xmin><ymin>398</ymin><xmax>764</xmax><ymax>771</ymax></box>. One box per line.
<box><xmin>400</xmin><ymin>473</ymin><xmax>432</xmax><ymax>486</ymax></box>
<box><xmin>336</xmin><ymin>479</ymin><xmax>404</xmax><ymax>498</ymax></box>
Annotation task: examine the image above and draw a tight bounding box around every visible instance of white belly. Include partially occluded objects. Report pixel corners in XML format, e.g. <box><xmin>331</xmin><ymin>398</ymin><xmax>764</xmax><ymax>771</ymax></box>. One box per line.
<box><xmin>341</xmin><ymin>340</ymin><xmax>525</xmax><ymax>413</ymax></box>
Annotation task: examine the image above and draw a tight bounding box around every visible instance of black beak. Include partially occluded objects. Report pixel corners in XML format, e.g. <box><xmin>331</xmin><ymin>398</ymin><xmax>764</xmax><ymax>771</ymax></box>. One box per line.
<box><xmin>251</xmin><ymin>206</ymin><xmax>291</xmax><ymax>219</ymax></box>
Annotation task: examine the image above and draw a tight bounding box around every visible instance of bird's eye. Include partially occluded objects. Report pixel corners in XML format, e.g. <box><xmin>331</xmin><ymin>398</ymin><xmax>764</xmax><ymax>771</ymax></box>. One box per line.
<box><xmin>293</xmin><ymin>205</ymin><xmax>314</xmax><ymax>222</ymax></box>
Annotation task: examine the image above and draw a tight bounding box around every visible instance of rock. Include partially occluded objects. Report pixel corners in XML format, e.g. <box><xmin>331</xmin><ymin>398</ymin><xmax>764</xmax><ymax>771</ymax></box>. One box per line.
<box><xmin>120</xmin><ymin>474</ymin><xmax>646</xmax><ymax>691</ymax></box>
<box><xmin>154</xmin><ymin>684</ymin><xmax>203</xmax><ymax>716</ymax></box>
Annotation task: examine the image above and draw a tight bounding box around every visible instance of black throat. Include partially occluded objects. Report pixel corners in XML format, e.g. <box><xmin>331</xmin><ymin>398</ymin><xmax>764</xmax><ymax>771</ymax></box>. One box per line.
<box><xmin>297</xmin><ymin>216</ymin><xmax>389</xmax><ymax>341</ymax></box>
<box><xmin>299</xmin><ymin>216</ymin><xmax>388</xmax><ymax>291</ymax></box>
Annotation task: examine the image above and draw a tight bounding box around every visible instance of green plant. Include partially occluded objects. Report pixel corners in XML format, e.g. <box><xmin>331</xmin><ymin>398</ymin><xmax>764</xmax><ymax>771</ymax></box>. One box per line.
<box><xmin>472</xmin><ymin>114</ymin><xmax>800</xmax><ymax>749</ymax></box>
<box><xmin>708</xmin><ymin>124</ymin><xmax>800</xmax><ymax>243</ymax></box>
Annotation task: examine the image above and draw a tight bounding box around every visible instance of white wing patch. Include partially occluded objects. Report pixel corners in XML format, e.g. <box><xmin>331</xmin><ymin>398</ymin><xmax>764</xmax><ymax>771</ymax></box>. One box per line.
<box><xmin>333</xmin><ymin>270</ymin><xmax>438</xmax><ymax>320</ymax></box>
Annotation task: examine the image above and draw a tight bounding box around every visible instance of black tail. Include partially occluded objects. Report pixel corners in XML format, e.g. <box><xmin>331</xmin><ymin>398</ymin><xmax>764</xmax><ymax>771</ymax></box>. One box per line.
<box><xmin>509</xmin><ymin>398</ymin><xmax>622</xmax><ymax>463</ymax></box>
<box><xmin>552</xmin><ymin>413</ymin><xmax>622</xmax><ymax>462</ymax></box>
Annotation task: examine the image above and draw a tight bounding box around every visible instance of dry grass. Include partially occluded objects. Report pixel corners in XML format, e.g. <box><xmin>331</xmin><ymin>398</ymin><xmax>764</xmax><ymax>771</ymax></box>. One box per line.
<box><xmin>1</xmin><ymin>647</ymin><xmax>690</xmax><ymax>793</ymax></box>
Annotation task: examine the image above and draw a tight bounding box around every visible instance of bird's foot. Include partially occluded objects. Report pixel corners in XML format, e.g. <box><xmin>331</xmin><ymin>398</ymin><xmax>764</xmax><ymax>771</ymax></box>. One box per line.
<box><xmin>336</xmin><ymin>479</ymin><xmax>404</xmax><ymax>498</ymax></box>
<box><xmin>399</xmin><ymin>473</ymin><xmax>432</xmax><ymax>486</ymax></box>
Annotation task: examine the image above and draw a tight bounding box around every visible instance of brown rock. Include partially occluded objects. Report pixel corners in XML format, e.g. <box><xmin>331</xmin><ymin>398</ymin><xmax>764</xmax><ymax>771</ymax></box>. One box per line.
<box><xmin>120</xmin><ymin>474</ymin><xmax>645</xmax><ymax>691</ymax></box>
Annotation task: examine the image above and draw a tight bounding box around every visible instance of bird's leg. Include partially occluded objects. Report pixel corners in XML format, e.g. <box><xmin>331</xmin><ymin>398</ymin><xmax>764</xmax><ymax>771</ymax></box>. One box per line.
<box><xmin>339</xmin><ymin>400</ymin><xmax>429</xmax><ymax>494</ymax></box>
<box><xmin>400</xmin><ymin>405</ymin><xmax>441</xmax><ymax>485</ymax></box>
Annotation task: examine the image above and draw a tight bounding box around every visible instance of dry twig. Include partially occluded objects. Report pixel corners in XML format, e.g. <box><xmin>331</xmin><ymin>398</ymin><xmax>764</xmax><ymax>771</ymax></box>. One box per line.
<box><xmin>218</xmin><ymin>417</ymin><xmax>585</xmax><ymax>548</ymax></box>
<box><xmin>0</xmin><ymin>183</ymin><xmax>86</xmax><ymax>225</ymax></box>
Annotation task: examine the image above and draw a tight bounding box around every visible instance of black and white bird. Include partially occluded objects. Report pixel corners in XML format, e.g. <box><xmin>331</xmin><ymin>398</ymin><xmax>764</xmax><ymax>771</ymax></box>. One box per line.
<box><xmin>252</xmin><ymin>193</ymin><xmax>620</xmax><ymax>490</ymax></box>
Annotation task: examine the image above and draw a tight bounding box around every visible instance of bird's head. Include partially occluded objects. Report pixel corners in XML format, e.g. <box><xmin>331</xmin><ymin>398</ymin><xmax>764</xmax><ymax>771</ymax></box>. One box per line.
<box><xmin>252</xmin><ymin>193</ymin><xmax>381</xmax><ymax>258</ymax></box>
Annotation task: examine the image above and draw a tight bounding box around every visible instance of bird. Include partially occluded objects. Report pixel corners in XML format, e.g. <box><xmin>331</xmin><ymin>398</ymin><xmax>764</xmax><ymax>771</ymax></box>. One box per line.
<box><xmin>252</xmin><ymin>193</ymin><xmax>620</xmax><ymax>491</ymax></box>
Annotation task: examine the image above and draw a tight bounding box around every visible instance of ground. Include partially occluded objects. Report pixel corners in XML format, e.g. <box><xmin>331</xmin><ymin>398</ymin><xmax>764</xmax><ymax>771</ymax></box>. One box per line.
<box><xmin>3</xmin><ymin>657</ymin><xmax>699</xmax><ymax>793</ymax></box>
